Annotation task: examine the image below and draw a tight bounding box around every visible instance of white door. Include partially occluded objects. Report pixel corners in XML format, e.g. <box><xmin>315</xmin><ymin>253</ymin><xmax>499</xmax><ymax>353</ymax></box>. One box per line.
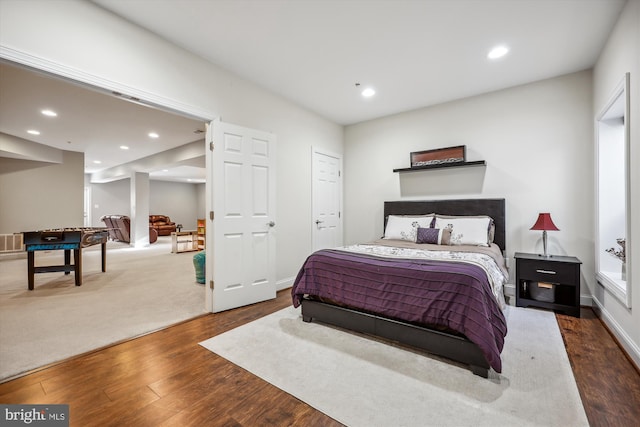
<box><xmin>84</xmin><ymin>187</ymin><xmax>92</xmax><ymax>227</ymax></box>
<box><xmin>312</xmin><ymin>148</ymin><xmax>343</xmax><ymax>251</ymax></box>
<box><xmin>206</xmin><ymin>119</ymin><xmax>277</xmax><ymax>313</ymax></box>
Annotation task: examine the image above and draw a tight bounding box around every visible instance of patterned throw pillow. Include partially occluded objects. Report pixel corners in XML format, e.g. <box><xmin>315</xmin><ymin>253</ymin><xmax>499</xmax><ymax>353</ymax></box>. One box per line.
<box><xmin>416</xmin><ymin>227</ymin><xmax>452</xmax><ymax>245</ymax></box>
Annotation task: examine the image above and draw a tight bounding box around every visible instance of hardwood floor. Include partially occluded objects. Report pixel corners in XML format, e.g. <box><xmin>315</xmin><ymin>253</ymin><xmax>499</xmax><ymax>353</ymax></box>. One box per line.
<box><xmin>1</xmin><ymin>291</ymin><xmax>639</xmax><ymax>427</ymax></box>
<box><xmin>557</xmin><ymin>308</ymin><xmax>640</xmax><ymax>426</ymax></box>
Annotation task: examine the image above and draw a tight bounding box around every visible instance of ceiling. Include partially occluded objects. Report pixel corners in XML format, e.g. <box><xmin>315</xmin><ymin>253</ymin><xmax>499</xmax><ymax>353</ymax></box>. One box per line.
<box><xmin>0</xmin><ymin>0</ymin><xmax>626</xmax><ymax>180</ymax></box>
<box><xmin>0</xmin><ymin>62</ymin><xmax>206</xmax><ymax>181</ymax></box>
<box><xmin>92</xmin><ymin>0</ymin><xmax>626</xmax><ymax>125</ymax></box>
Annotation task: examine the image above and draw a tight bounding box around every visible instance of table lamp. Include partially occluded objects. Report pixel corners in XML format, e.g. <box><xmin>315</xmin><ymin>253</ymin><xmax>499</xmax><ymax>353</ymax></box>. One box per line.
<box><xmin>530</xmin><ymin>213</ymin><xmax>559</xmax><ymax>257</ymax></box>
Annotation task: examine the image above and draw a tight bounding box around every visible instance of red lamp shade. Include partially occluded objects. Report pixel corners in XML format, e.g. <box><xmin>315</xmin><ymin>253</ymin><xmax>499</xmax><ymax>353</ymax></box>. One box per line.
<box><xmin>530</xmin><ymin>213</ymin><xmax>559</xmax><ymax>231</ymax></box>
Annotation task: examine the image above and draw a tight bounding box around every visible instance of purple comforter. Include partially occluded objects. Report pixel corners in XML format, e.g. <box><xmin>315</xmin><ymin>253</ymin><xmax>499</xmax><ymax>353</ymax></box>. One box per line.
<box><xmin>291</xmin><ymin>249</ymin><xmax>507</xmax><ymax>372</ymax></box>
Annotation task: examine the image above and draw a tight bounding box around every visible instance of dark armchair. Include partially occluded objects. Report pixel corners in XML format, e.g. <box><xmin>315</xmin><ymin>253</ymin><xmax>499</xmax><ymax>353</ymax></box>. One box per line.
<box><xmin>100</xmin><ymin>215</ymin><xmax>158</xmax><ymax>243</ymax></box>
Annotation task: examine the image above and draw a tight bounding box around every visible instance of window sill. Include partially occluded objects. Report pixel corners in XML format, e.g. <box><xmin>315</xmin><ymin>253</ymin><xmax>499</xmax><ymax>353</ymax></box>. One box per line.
<box><xmin>597</xmin><ymin>271</ymin><xmax>631</xmax><ymax>308</ymax></box>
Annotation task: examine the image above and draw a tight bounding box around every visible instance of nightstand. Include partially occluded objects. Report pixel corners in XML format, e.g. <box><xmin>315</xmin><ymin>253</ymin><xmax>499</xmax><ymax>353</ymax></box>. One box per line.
<box><xmin>515</xmin><ymin>252</ymin><xmax>582</xmax><ymax>318</ymax></box>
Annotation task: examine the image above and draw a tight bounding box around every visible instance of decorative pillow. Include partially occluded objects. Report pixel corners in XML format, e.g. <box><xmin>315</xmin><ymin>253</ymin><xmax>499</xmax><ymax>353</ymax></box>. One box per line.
<box><xmin>434</xmin><ymin>214</ymin><xmax>495</xmax><ymax>243</ymax></box>
<box><xmin>416</xmin><ymin>227</ymin><xmax>452</xmax><ymax>245</ymax></box>
<box><xmin>383</xmin><ymin>215</ymin><xmax>434</xmax><ymax>242</ymax></box>
<box><xmin>433</xmin><ymin>216</ymin><xmax>492</xmax><ymax>246</ymax></box>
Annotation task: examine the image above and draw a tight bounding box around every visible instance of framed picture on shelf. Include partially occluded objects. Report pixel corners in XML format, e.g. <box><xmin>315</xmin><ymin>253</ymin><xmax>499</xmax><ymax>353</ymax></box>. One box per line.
<box><xmin>410</xmin><ymin>145</ymin><xmax>466</xmax><ymax>168</ymax></box>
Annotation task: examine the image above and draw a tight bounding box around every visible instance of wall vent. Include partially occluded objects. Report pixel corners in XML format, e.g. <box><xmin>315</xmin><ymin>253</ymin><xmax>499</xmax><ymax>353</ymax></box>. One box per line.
<box><xmin>0</xmin><ymin>233</ymin><xmax>24</xmax><ymax>253</ymax></box>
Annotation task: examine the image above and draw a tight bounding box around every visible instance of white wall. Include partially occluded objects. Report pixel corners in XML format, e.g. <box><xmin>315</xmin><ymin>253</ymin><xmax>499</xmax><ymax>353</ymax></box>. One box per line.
<box><xmin>345</xmin><ymin>71</ymin><xmax>594</xmax><ymax>289</ymax></box>
<box><xmin>88</xmin><ymin>179</ymin><xmax>202</xmax><ymax>231</ymax></box>
<box><xmin>0</xmin><ymin>0</ymin><xmax>343</xmax><ymax>283</ymax></box>
<box><xmin>89</xmin><ymin>179</ymin><xmax>130</xmax><ymax>226</ymax></box>
<box><xmin>592</xmin><ymin>0</ymin><xmax>640</xmax><ymax>369</ymax></box>
<box><xmin>149</xmin><ymin>180</ymin><xmax>200</xmax><ymax>231</ymax></box>
<box><xmin>0</xmin><ymin>150</ymin><xmax>84</xmax><ymax>232</ymax></box>
<box><xmin>196</xmin><ymin>183</ymin><xmax>206</xmax><ymax>223</ymax></box>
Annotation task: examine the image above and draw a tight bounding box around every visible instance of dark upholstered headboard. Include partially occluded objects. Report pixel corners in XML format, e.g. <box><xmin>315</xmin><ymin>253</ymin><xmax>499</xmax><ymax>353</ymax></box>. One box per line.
<box><xmin>383</xmin><ymin>199</ymin><xmax>506</xmax><ymax>252</ymax></box>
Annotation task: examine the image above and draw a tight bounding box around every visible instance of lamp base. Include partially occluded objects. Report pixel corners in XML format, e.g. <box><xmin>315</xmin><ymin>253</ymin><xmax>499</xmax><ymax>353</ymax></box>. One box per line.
<box><xmin>541</xmin><ymin>230</ymin><xmax>551</xmax><ymax>257</ymax></box>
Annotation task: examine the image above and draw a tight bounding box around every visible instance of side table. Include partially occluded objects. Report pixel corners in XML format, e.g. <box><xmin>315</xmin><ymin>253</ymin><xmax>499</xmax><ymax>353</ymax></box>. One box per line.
<box><xmin>515</xmin><ymin>252</ymin><xmax>582</xmax><ymax>318</ymax></box>
<box><xmin>171</xmin><ymin>230</ymin><xmax>199</xmax><ymax>253</ymax></box>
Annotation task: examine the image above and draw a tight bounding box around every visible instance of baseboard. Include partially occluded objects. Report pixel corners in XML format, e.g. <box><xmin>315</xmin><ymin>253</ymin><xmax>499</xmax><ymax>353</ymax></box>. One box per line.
<box><xmin>592</xmin><ymin>298</ymin><xmax>640</xmax><ymax>372</ymax></box>
<box><xmin>580</xmin><ymin>294</ymin><xmax>593</xmax><ymax>307</ymax></box>
<box><xmin>503</xmin><ymin>283</ymin><xmax>515</xmax><ymax>297</ymax></box>
<box><xmin>277</xmin><ymin>276</ymin><xmax>295</xmax><ymax>292</ymax></box>
<box><xmin>0</xmin><ymin>252</ymin><xmax>27</xmax><ymax>261</ymax></box>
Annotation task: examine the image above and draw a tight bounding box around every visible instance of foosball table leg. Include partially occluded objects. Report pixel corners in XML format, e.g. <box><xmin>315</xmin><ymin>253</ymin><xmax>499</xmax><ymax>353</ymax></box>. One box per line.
<box><xmin>74</xmin><ymin>249</ymin><xmax>82</xmax><ymax>286</ymax></box>
<box><xmin>28</xmin><ymin>251</ymin><xmax>35</xmax><ymax>291</ymax></box>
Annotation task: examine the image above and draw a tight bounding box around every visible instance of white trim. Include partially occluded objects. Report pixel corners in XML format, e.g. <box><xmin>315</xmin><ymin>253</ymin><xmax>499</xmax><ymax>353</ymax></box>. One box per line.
<box><xmin>84</xmin><ymin>186</ymin><xmax>92</xmax><ymax>227</ymax></box>
<box><xmin>1</xmin><ymin>45</ymin><xmax>220</xmax><ymax>312</ymax></box>
<box><xmin>503</xmin><ymin>283</ymin><xmax>515</xmax><ymax>297</ymax></box>
<box><xmin>592</xmin><ymin>297</ymin><xmax>640</xmax><ymax>372</ymax></box>
<box><xmin>580</xmin><ymin>294</ymin><xmax>593</xmax><ymax>308</ymax></box>
<box><xmin>594</xmin><ymin>72</ymin><xmax>631</xmax><ymax>308</ymax></box>
<box><xmin>596</xmin><ymin>272</ymin><xmax>628</xmax><ymax>304</ymax></box>
<box><xmin>277</xmin><ymin>276</ymin><xmax>295</xmax><ymax>292</ymax></box>
<box><xmin>0</xmin><ymin>46</ymin><xmax>216</xmax><ymax>122</ymax></box>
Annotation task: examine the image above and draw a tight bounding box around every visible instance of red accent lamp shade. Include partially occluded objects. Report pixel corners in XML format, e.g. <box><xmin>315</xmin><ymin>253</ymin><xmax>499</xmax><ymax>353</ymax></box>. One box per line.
<box><xmin>530</xmin><ymin>213</ymin><xmax>559</xmax><ymax>231</ymax></box>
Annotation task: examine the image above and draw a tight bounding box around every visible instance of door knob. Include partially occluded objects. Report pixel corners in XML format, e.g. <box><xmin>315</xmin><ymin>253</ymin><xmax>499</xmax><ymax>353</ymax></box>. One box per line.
<box><xmin>267</xmin><ymin>221</ymin><xmax>276</xmax><ymax>227</ymax></box>
<box><xmin>315</xmin><ymin>220</ymin><xmax>324</xmax><ymax>225</ymax></box>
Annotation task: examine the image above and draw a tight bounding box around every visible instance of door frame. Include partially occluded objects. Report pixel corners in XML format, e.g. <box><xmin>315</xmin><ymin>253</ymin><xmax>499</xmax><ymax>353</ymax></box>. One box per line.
<box><xmin>2</xmin><ymin>48</ymin><xmax>219</xmax><ymax>312</ymax></box>
<box><xmin>311</xmin><ymin>146</ymin><xmax>344</xmax><ymax>251</ymax></box>
<box><xmin>84</xmin><ymin>186</ymin><xmax>92</xmax><ymax>227</ymax></box>
<box><xmin>1</xmin><ymin>47</ymin><xmax>214</xmax><ymax>122</ymax></box>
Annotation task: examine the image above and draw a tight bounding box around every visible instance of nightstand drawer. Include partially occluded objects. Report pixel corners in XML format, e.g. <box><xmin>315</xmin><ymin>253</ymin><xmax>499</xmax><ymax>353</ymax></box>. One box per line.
<box><xmin>517</xmin><ymin>259</ymin><xmax>576</xmax><ymax>285</ymax></box>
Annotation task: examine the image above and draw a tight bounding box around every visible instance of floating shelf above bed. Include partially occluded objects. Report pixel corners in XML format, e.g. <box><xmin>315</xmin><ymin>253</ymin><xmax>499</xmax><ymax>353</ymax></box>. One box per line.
<box><xmin>393</xmin><ymin>160</ymin><xmax>486</xmax><ymax>173</ymax></box>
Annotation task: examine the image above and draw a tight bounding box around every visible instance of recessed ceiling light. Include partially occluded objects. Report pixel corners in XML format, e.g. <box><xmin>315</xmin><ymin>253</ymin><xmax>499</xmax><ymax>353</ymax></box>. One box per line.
<box><xmin>41</xmin><ymin>109</ymin><xmax>57</xmax><ymax>117</ymax></box>
<box><xmin>162</xmin><ymin>169</ymin><xmax>169</xmax><ymax>172</ymax></box>
<box><xmin>355</xmin><ymin>82</ymin><xmax>376</xmax><ymax>98</ymax></box>
<box><xmin>120</xmin><ymin>145</ymin><xmax>129</xmax><ymax>150</ymax></box>
<box><xmin>361</xmin><ymin>87</ymin><xmax>376</xmax><ymax>98</ymax></box>
<box><xmin>148</xmin><ymin>132</ymin><xmax>159</xmax><ymax>139</ymax></box>
<box><xmin>27</xmin><ymin>129</ymin><xmax>40</xmax><ymax>135</ymax></box>
<box><xmin>488</xmin><ymin>45</ymin><xmax>509</xmax><ymax>59</ymax></box>
<box><xmin>93</xmin><ymin>160</ymin><xmax>102</xmax><ymax>164</ymax></box>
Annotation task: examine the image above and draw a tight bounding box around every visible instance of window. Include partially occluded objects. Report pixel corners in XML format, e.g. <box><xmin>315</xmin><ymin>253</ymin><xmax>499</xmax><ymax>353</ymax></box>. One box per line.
<box><xmin>596</xmin><ymin>73</ymin><xmax>631</xmax><ymax>308</ymax></box>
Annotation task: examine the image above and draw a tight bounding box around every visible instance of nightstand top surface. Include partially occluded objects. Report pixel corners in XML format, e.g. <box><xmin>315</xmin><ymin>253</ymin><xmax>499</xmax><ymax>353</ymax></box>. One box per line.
<box><xmin>514</xmin><ymin>252</ymin><xmax>581</xmax><ymax>264</ymax></box>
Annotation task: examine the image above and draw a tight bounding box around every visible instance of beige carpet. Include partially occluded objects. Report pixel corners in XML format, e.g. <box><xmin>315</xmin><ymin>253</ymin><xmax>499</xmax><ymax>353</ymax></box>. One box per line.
<box><xmin>200</xmin><ymin>305</ymin><xmax>589</xmax><ymax>427</ymax></box>
<box><xmin>0</xmin><ymin>237</ymin><xmax>206</xmax><ymax>382</ymax></box>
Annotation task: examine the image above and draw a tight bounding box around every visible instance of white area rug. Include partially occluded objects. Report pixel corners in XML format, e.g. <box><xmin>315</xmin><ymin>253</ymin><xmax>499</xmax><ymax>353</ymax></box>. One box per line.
<box><xmin>0</xmin><ymin>237</ymin><xmax>206</xmax><ymax>381</ymax></box>
<box><xmin>200</xmin><ymin>305</ymin><xmax>588</xmax><ymax>427</ymax></box>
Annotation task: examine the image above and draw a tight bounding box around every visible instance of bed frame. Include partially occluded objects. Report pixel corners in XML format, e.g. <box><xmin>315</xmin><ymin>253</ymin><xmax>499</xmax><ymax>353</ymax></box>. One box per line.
<box><xmin>301</xmin><ymin>198</ymin><xmax>506</xmax><ymax>377</ymax></box>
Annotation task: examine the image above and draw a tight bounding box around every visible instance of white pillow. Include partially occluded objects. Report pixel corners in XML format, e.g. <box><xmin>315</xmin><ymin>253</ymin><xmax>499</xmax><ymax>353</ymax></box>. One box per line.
<box><xmin>433</xmin><ymin>216</ymin><xmax>491</xmax><ymax>246</ymax></box>
<box><xmin>383</xmin><ymin>215</ymin><xmax>434</xmax><ymax>242</ymax></box>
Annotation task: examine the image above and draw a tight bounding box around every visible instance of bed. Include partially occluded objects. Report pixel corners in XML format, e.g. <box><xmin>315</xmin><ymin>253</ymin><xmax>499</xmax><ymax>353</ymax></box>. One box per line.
<box><xmin>291</xmin><ymin>198</ymin><xmax>508</xmax><ymax>377</ymax></box>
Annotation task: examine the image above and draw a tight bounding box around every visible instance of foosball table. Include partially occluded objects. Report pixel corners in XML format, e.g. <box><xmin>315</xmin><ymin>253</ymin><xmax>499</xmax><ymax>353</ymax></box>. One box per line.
<box><xmin>23</xmin><ymin>227</ymin><xmax>109</xmax><ymax>290</ymax></box>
